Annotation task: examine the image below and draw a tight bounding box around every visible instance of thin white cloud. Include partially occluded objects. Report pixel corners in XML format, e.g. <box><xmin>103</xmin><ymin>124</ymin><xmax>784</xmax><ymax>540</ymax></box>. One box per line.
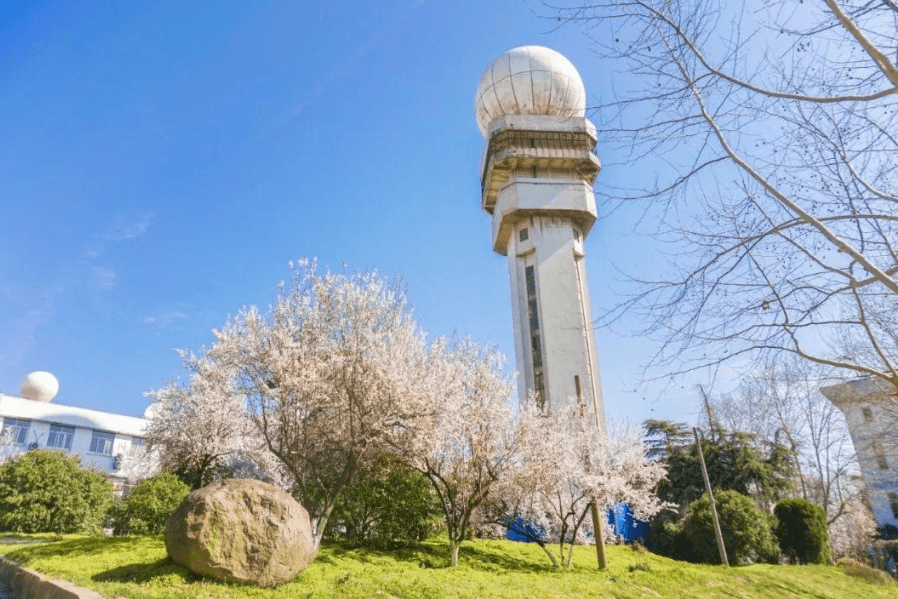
<box><xmin>1</xmin><ymin>210</ymin><xmax>156</xmax><ymax>376</ymax></box>
<box><xmin>143</xmin><ymin>311</ymin><xmax>188</xmax><ymax>330</ymax></box>
<box><xmin>86</xmin><ymin>211</ymin><xmax>155</xmax><ymax>258</ymax></box>
<box><xmin>273</xmin><ymin>1</ymin><xmax>427</xmax><ymax>126</ymax></box>
<box><xmin>0</xmin><ymin>283</ymin><xmax>64</xmax><ymax>381</ymax></box>
<box><xmin>92</xmin><ymin>266</ymin><xmax>116</xmax><ymax>291</ymax></box>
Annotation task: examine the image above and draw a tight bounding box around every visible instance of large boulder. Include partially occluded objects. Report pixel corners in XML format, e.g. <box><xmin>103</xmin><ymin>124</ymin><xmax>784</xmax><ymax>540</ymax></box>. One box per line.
<box><xmin>164</xmin><ymin>479</ymin><xmax>315</xmax><ymax>586</ymax></box>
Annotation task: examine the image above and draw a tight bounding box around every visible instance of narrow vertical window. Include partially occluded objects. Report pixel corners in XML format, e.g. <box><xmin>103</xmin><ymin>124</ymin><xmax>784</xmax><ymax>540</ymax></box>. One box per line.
<box><xmin>889</xmin><ymin>492</ymin><xmax>898</xmax><ymax>519</ymax></box>
<box><xmin>519</xmin><ymin>227</ymin><xmax>529</xmax><ymax>242</ymax></box>
<box><xmin>525</xmin><ymin>265</ymin><xmax>545</xmax><ymax>406</ymax></box>
<box><xmin>574</xmin><ymin>375</ymin><xmax>585</xmax><ymax>414</ymax></box>
<box><xmin>863</xmin><ymin>407</ymin><xmax>873</xmax><ymax>422</ymax></box>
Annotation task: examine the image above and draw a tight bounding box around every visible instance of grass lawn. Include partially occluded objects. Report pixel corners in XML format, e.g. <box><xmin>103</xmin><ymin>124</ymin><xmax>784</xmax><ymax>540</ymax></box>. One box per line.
<box><xmin>0</xmin><ymin>535</ymin><xmax>894</xmax><ymax>599</ymax></box>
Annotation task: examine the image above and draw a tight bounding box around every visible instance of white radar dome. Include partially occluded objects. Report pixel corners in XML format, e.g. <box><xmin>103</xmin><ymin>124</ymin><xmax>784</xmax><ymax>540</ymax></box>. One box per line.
<box><xmin>20</xmin><ymin>371</ymin><xmax>59</xmax><ymax>402</ymax></box>
<box><xmin>143</xmin><ymin>402</ymin><xmax>160</xmax><ymax>421</ymax></box>
<box><xmin>474</xmin><ymin>45</ymin><xmax>587</xmax><ymax>136</ymax></box>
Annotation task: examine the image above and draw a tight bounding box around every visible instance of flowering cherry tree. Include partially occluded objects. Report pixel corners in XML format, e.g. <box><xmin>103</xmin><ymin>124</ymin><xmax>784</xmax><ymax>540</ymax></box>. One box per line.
<box><xmin>206</xmin><ymin>261</ymin><xmax>435</xmax><ymax>549</ymax></box>
<box><xmin>144</xmin><ymin>353</ymin><xmax>269</xmax><ymax>490</ymax></box>
<box><xmin>490</xmin><ymin>402</ymin><xmax>668</xmax><ymax>567</ymax></box>
<box><xmin>405</xmin><ymin>338</ymin><xmax>519</xmax><ymax>567</ymax></box>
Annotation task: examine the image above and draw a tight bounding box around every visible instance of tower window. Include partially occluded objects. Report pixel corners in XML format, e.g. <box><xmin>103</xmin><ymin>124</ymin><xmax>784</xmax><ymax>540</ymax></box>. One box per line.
<box><xmin>525</xmin><ymin>265</ymin><xmax>545</xmax><ymax>406</ymax></box>
<box><xmin>531</xmin><ymin>336</ymin><xmax>543</xmax><ymax>368</ymax></box>
<box><xmin>863</xmin><ymin>407</ymin><xmax>873</xmax><ymax>422</ymax></box>
<box><xmin>574</xmin><ymin>375</ymin><xmax>585</xmax><ymax>413</ymax></box>
<box><xmin>519</xmin><ymin>227</ymin><xmax>529</xmax><ymax>242</ymax></box>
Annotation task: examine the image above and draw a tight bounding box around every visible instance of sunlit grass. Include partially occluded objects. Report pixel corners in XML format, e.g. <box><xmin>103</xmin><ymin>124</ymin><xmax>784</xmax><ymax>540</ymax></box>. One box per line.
<box><xmin>0</xmin><ymin>535</ymin><xmax>894</xmax><ymax>598</ymax></box>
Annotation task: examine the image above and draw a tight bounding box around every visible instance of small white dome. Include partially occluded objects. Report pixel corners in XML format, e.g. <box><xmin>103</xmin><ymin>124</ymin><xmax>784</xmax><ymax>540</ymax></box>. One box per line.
<box><xmin>143</xmin><ymin>402</ymin><xmax>160</xmax><ymax>420</ymax></box>
<box><xmin>20</xmin><ymin>371</ymin><xmax>59</xmax><ymax>402</ymax></box>
<box><xmin>474</xmin><ymin>45</ymin><xmax>586</xmax><ymax>136</ymax></box>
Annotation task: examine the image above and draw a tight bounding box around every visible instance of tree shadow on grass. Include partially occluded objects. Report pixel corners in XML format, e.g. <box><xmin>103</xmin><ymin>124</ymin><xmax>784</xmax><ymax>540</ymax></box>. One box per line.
<box><xmin>323</xmin><ymin>541</ymin><xmax>451</xmax><ymax>569</ymax></box>
<box><xmin>5</xmin><ymin>537</ymin><xmax>152</xmax><ymax>565</ymax></box>
<box><xmin>92</xmin><ymin>556</ymin><xmax>194</xmax><ymax>585</ymax></box>
<box><xmin>321</xmin><ymin>540</ymin><xmax>554</xmax><ymax>573</ymax></box>
<box><xmin>456</xmin><ymin>544</ymin><xmax>555</xmax><ymax>574</ymax></box>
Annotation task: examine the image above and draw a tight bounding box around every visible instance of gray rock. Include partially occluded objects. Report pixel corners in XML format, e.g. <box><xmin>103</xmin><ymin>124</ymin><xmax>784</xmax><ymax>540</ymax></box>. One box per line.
<box><xmin>164</xmin><ymin>479</ymin><xmax>315</xmax><ymax>587</ymax></box>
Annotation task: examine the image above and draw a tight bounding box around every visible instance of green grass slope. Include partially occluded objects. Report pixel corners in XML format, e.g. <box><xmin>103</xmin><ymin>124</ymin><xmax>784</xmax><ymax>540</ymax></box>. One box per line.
<box><xmin>0</xmin><ymin>535</ymin><xmax>894</xmax><ymax>599</ymax></box>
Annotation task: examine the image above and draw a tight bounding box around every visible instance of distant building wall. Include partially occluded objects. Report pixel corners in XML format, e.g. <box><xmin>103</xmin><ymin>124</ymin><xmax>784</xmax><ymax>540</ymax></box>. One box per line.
<box><xmin>820</xmin><ymin>378</ymin><xmax>898</xmax><ymax>529</ymax></box>
<box><xmin>0</xmin><ymin>393</ymin><xmax>149</xmax><ymax>490</ymax></box>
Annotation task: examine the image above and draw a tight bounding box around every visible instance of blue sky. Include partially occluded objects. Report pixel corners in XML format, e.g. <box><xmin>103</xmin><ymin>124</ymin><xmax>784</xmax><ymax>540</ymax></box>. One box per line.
<box><xmin>0</xmin><ymin>1</ymin><xmax>709</xmax><ymax>424</ymax></box>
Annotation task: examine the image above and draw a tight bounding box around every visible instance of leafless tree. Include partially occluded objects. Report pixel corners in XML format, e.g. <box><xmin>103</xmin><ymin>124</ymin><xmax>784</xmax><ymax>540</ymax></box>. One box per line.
<box><xmin>711</xmin><ymin>359</ymin><xmax>872</xmax><ymax>541</ymax></box>
<box><xmin>552</xmin><ymin>0</ymin><xmax>898</xmax><ymax>392</ymax></box>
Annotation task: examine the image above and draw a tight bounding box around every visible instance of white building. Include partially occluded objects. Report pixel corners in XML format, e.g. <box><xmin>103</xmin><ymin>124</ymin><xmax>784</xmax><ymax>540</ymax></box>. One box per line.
<box><xmin>474</xmin><ymin>46</ymin><xmax>606</xmax><ymax>429</ymax></box>
<box><xmin>0</xmin><ymin>371</ymin><xmax>149</xmax><ymax>491</ymax></box>
<box><xmin>820</xmin><ymin>377</ymin><xmax>898</xmax><ymax>530</ymax></box>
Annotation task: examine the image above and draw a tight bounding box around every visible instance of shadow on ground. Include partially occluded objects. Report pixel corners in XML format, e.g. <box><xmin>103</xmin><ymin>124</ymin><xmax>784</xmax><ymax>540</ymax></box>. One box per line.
<box><xmin>92</xmin><ymin>557</ymin><xmax>191</xmax><ymax>584</ymax></box>
<box><xmin>5</xmin><ymin>537</ymin><xmax>148</xmax><ymax>564</ymax></box>
<box><xmin>321</xmin><ymin>540</ymin><xmax>553</xmax><ymax>573</ymax></box>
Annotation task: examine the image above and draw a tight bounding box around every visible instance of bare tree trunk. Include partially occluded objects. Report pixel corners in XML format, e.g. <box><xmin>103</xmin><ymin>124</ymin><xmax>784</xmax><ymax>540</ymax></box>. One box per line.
<box><xmin>694</xmin><ymin>427</ymin><xmax>729</xmax><ymax>567</ymax></box>
<box><xmin>449</xmin><ymin>539</ymin><xmax>460</xmax><ymax>567</ymax></box>
<box><xmin>590</xmin><ymin>502</ymin><xmax>607</xmax><ymax>569</ymax></box>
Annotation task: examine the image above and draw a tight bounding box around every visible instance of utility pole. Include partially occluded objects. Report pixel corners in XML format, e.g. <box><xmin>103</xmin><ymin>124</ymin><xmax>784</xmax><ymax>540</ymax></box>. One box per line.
<box><xmin>694</xmin><ymin>427</ymin><xmax>728</xmax><ymax>567</ymax></box>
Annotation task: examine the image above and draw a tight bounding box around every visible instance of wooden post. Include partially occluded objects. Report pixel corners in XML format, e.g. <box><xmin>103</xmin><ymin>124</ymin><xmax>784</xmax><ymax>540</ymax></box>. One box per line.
<box><xmin>590</xmin><ymin>502</ymin><xmax>607</xmax><ymax>569</ymax></box>
<box><xmin>693</xmin><ymin>427</ymin><xmax>728</xmax><ymax>567</ymax></box>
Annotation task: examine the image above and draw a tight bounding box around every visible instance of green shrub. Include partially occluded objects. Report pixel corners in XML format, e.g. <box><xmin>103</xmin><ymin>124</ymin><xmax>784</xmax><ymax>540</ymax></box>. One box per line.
<box><xmin>683</xmin><ymin>490</ymin><xmax>779</xmax><ymax>565</ymax></box>
<box><xmin>110</xmin><ymin>472</ymin><xmax>190</xmax><ymax>535</ymax></box>
<box><xmin>326</xmin><ymin>460</ymin><xmax>442</xmax><ymax>547</ymax></box>
<box><xmin>645</xmin><ymin>510</ymin><xmax>694</xmax><ymax>561</ymax></box>
<box><xmin>0</xmin><ymin>450</ymin><xmax>113</xmax><ymax>534</ymax></box>
<box><xmin>774</xmin><ymin>497</ymin><xmax>832</xmax><ymax>564</ymax></box>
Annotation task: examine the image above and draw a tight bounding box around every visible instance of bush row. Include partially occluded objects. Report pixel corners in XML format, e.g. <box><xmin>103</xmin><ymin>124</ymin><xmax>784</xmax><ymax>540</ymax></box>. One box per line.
<box><xmin>647</xmin><ymin>490</ymin><xmax>832</xmax><ymax>565</ymax></box>
<box><xmin>0</xmin><ymin>451</ymin><xmax>442</xmax><ymax>547</ymax></box>
<box><xmin>0</xmin><ymin>450</ymin><xmax>838</xmax><ymax>566</ymax></box>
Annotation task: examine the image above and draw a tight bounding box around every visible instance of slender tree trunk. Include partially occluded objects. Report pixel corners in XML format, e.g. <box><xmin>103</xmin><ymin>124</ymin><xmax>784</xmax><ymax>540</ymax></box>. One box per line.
<box><xmin>590</xmin><ymin>502</ymin><xmax>607</xmax><ymax>569</ymax></box>
<box><xmin>538</xmin><ymin>542</ymin><xmax>559</xmax><ymax>568</ymax></box>
<box><xmin>310</xmin><ymin>517</ymin><xmax>325</xmax><ymax>551</ymax></box>
<box><xmin>694</xmin><ymin>427</ymin><xmax>729</xmax><ymax>567</ymax></box>
<box><xmin>449</xmin><ymin>539</ymin><xmax>460</xmax><ymax>567</ymax></box>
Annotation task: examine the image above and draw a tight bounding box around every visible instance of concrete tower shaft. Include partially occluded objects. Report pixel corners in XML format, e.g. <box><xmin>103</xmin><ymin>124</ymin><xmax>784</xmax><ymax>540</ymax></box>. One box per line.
<box><xmin>476</xmin><ymin>48</ymin><xmax>605</xmax><ymax>427</ymax></box>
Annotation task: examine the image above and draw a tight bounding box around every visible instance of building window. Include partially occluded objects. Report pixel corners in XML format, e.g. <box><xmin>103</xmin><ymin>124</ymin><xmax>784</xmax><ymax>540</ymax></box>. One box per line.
<box><xmin>889</xmin><ymin>492</ymin><xmax>898</xmax><ymax>519</ymax></box>
<box><xmin>47</xmin><ymin>424</ymin><xmax>75</xmax><ymax>450</ymax></box>
<box><xmin>1</xmin><ymin>418</ymin><xmax>30</xmax><ymax>445</ymax></box>
<box><xmin>863</xmin><ymin>407</ymin><xmax>873</xmax><ymax>422</ymax></box>
<box><xmin>131</xmin><ymin>437</ymin><xmax>145</xmax><ymax>450</ymax></box>
<box><xmin>525</xmin><ymin>265</ymin><xmax>546</xmax><ymax>406</ymax></box>
<box><xmin>89</xmin><ymin>431</ymin><xmax>115</xmax><ymax>455</ymax></box>
<box><xmin>519</xmin><ymin>227</ymin><xmax>529</xmax><ymax>242</ymax></box>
